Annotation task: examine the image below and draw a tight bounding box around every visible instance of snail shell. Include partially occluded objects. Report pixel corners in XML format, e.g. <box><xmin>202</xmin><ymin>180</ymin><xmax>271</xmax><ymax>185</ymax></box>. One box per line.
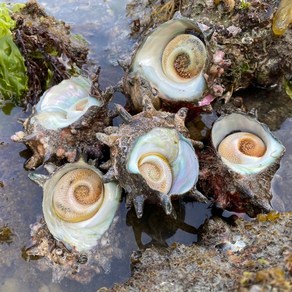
<box><xmin>218</xmin><ymin>132</ymin><xmax>266</xmax><ymax>164</ymax></box>
<box><xmin>95</xmin><ymin>103</ymin><xmax>202</xmax><ymax>218</ymax></box>
<box><xmin>138</xmin><ymin>153</ymin><xmax>173</xmax><ymax>194</ymax></box>
<box><xmin>212</xmin><ymin>113</ymin><xmax>285</xmax><ymax>175</ymax></box>
<box><xmin>52</xmin><ymin>168</ymin><xmax>104</xmax><ymax>223</ymax></box>
<box><xmin>40</xmin><ymin>159</ymin><xmax>121</xmax><ymax>251</ymax></box>
<box><xmin>33</xmin><ymin>76</ymin><xmax>101</xmax><ymax>130</ymax></box>
<box><xmin>128</xmin><ymin>19</ymin><xmax>208</xmax><ymax>110</ymax></box>
<box><xmin>127</xmin><ymin>128</ymin><xmax>199</xmax><ymax>196</ymax></box>
<box><xmin>161</xmin><ymin>34</ymin><xmax>207</xmax><ymax>83</ymax></box>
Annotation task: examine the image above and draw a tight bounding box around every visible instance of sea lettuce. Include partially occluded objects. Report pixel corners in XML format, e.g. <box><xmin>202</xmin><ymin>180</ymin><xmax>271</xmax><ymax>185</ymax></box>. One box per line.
<box><xmin>0</xmin><ymin>3</ymin><xmax>28</xmax><ymax>103</ymax></box>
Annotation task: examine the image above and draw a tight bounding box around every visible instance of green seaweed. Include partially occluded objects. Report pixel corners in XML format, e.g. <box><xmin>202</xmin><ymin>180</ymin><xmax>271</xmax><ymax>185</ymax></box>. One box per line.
<box><xmin>239</xmin><ymin>0</ymin><xmax>251</xmax><ymax>10</ymax></box>
<box><xmin>0</xmin><ymin>3</ymin><xmax>28</xmax><ymax>104</ymax></box>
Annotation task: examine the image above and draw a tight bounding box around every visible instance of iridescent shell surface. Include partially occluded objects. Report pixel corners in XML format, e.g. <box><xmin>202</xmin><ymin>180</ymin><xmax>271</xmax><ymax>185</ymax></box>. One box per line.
<box><xmin>127</xmin><ymin>128</ymin><xmax>199</xmax><ymax>196</ymax></box>
<box><xmin>96</xmin><ymin>100</ymin><xmax>202</xmax><ymax>218</ymax></box>
<box><xmin>13</xmin><ymin>76</ymin><xmax>112</xmax><ymax>169</ymax></box>
<box><xmin>33</xmin><ymin>76</ymin><xmax>102</xmax><ymax>130</ymax></box>
<box><xmin>125</xmin><ymin>18</ymin><xmax>208</xmax><ymax>110</ymax></box>
<box><xmin>29</xmin><ymin>159</ymin><xmax>121</xmax><ymax>251</ymax></box>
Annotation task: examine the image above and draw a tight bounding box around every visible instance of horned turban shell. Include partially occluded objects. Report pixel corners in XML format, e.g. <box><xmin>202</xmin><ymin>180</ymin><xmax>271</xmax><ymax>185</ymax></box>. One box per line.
<box><xmin>33</xmin><ymin>76</ymin><xmax>102</xmax><ymax>130</ymax></box>
<box><xmin>127</xmin><ymin>128</ymin><xmax>199</xmax><ymax>201</ymax></box>
<box><xmin>127</xmin><ymin>18</ymin><xmax>208</xmax><ymax>110</ymax></box>
<box><xmin>212</xmin><ymin>113</ymin><xmax>285</xmax><ymax>175</ymax></box>
<box><xmin>29</xmin><ymin>159</ymin><xmax>121</xmax><ymax>251</ymax></box>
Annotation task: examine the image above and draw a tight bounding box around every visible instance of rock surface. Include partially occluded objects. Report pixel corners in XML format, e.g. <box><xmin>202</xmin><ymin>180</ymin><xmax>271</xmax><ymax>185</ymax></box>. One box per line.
<box><xmin>108</xmin><ymin>212</ymin><xmax>292</xmax><ymax>291</ymax></box>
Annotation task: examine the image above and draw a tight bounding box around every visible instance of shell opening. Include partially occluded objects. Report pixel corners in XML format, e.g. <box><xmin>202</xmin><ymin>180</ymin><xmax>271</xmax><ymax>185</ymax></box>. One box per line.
<box><xmin>138</xmin><ymin>153</ymin><xmax>173</xmax><ymax>194</ymax></box>
<box><xmin>53</xmin><ymin>169</ymin><xmax>104</xmax><ymax>223</ymax></box>
<box><xmin>218</xmin><ymin>132</ymin><xmax>267</xmax><ymax>164</ymax></box>
<box><xmin>162</xmin><ymin>34</ymin><xmax>207</xmax><ymax>83</ymax></box>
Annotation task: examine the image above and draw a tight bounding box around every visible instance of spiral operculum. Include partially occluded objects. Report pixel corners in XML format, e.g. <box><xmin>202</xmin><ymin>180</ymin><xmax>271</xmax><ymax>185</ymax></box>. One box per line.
<box><xmin>162</xmin><ymin>34</ymin><xmax>207</xmax><ymax>83</ymax></box>
<box><xmin>53</xmin><ymin>168</ymin><xmax>104</xmax><ymax>223</ymax></box>
<box><xmin>39</xmin><ymin>159</ymin><xmax>121</xmax><ymax>251</ymax></box>
<box><xmin>218</xmin><ymin>132</ymin><xmax>266</xmax><ymax>165</ymax></box>
<box><xmin>138</xmin><ymin>153</ymin><xmax>173</xmax><ymax>194</ymax></box>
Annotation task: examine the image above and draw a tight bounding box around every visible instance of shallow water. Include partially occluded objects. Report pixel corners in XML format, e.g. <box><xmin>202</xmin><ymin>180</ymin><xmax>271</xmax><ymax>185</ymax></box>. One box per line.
<box><xmin>0</xmin><ymin>1</ymin><xmax>210</xmax><ymax>290</ymax></box>
<box><xmin>1</xmin><ymin>0</ymin><xmax>292</xmax><ymax>291</ymax></box>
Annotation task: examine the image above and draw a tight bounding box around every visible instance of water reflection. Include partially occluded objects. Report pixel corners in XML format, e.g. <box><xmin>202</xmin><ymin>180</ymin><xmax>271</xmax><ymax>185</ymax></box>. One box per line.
<box><xmin>127</xmin><ymin>200</ymin><xmax>212</xmax><ymax>249</ymax></box>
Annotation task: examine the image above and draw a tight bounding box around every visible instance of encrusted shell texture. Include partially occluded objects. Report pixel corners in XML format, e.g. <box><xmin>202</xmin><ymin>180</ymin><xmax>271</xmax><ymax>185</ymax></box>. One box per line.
<box><xmin>96</xmin><ymin>100</ymin><xmax>200</xmax><ymax>218</ymax></box>
<box><xmin>198</xmin><ymin>112</ymin><xmax>285</xmax><ymax>217</ymax></box>
<box><xmin>16</xmin><ymin>76</ymin><xmax>112</xmax><ymax>169</ymax></box>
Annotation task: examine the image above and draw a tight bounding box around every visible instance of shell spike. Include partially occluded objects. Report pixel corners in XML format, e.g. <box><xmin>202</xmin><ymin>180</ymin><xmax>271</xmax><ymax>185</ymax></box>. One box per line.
<box><xmin>133</xmin><ymin>195</ymin><xmax>145</xmax><ymax>218</ymax></box>
<box><xmin>43</xmin><ymin>151</ymin><xmax>53</xmax><ymax>164</ymax></box>
<box><xmin>44</xmin><ymin>163</ymin><xmax>58</xmax><ymax>174</ymax></box>
<box><xmin>176</xmin><ymin>107</ymin><xmax>188</xmax><ymax>118</ymax></box>
<box><xmin>102</xmin><ymin>167</ymin><xmax>117</xmax><ymax>183</ymax></box>
<box><xmin>160</xmin><ymin>194</ymin><xmax>173</xmax><ymax>215</ymax></box>
<box><xmin>190</xmin><ymin>188</ymin><xmax>209</xmax><ymax>203</ymax></box>
<box><xmin>75</xmin><ymin>149</ymin><xmax>88</xmax><ymax>163</ymax></box>
<box><xmin>175</xmin><ymin>107</ymin><xmax>188</xmax><ymax>123</ymax></box>
<box><xmin>142</xmin><ymin>95</ymin><xmax>156</xmax><ymax>112</ymax></box>
<box><xmin>203</xmin><ymin>27</ymin><xmax>214</xmax><ymax>41</ymax></box>
<box><xmin>191</xmin><ymin>140</ymin><xmax>204</xmax><ymax>150</ymax></box>
<box><xmin>25</xmin><ymin>155</ymin><xmax>43</xmax><ymax>170</ymax></box>
<box><xmin>96</xmin><ymin>132</ymin><xmax>118</xmax><ymax>146</ymax></box>
<box><xmin>99</xmin><ymin>160</ymin><xmax>112</xmax><ymax>171</ymax></box>
<box><xmin>101</xmin><ymin>86</ymin><xmax>114</xmax><ymax>103</ymax></box>
<box><xmin>22</xmin><ymin>133</ymin><xmax>37</xmax><ymax>142</ymax></box>
<box><xmin>104</xmin><ymin>126</ymin><xmax>119</xmax><ymax>135</ymax></box>
<box><xmin>28</xmin><ymin>173</ymin><xmax>49</xmax><ymax>187</ymax></box>
<box><xmin>116</xmin><ymin>104</ymin><xmax>133</xmax><ymax>123</ymax></box>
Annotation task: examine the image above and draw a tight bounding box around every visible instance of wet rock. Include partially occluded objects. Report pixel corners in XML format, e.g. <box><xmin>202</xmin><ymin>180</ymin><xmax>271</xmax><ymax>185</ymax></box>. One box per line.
<box><xmin>24</xmin><ymin>217</ymin><xmax>123</xmax><ymax>284</ymax></box>
<box><xmin>109</xmin><ymin>212</ymin><xmax>292</xmax><ymax>291</ymax></box>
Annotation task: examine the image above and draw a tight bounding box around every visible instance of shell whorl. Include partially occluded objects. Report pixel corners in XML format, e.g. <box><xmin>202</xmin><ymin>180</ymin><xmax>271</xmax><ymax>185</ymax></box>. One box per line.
<box><xmin>218</xmin><ymin>132</ymin><xmax>266</xmax><ymax>164</ymax></box>
<box><xmin>138</xmin><ymin>153</ymin><xmax>173</xmax><ymax>194</ymax></box>
<box><xmin>52</xmin><ymin>168</ymin><xmax>104</xmax><ymax>223</ymax></box>
<box><xmin>162</xmin><ymin>34</ymin><xmax>207</xmax><ymax>83</ymax></box>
